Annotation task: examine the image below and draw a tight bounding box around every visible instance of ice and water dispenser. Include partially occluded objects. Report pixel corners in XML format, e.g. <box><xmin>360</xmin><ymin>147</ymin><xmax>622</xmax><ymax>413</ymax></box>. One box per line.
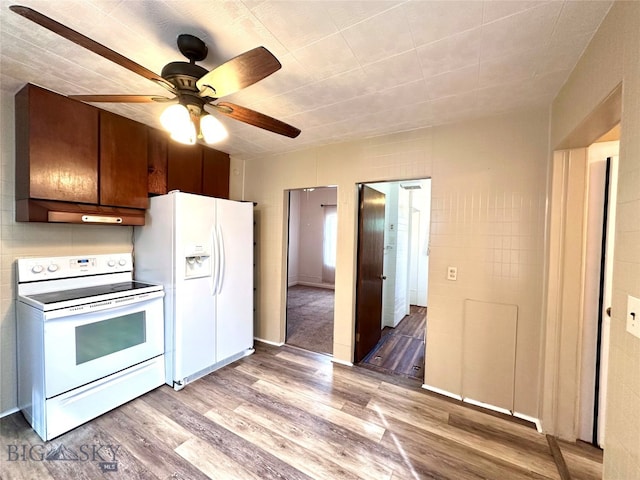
<box><xmin>184</xmin><ymin>245</ymin><xmax>211</xmax><ymax>279</ymax></box>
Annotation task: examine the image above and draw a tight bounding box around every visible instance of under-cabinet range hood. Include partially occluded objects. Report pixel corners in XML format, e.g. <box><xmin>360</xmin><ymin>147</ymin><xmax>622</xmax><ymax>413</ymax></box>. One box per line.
<box><xmin>16</xmin><ymin>199</ymin><xmax>146</xmax><ymax>225</ymax></box>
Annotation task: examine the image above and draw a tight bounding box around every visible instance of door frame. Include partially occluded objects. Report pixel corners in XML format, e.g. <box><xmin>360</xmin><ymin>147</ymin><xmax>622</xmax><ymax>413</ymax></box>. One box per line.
<box><xmin>543</xmin><ymin>145</ymin><xmax>620</xmax><ymax>442</ymax></box>
<box><xmin>541</xmin><ymin>83</ymin><xmax>622</xmax><ymax>440</ymax></box>
<box><xmin>283</xmin><ymin>186</ymin><xmax>338</xmax><ymax>354</ymax></box>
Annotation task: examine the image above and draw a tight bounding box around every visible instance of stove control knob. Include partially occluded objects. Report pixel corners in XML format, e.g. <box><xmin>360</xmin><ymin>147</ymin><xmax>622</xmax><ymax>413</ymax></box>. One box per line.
<box><xmin>31</xmin><ymin>264</ymin><xmax>43</xmax><ymax>274</ymax></box>
<box><xmin>47</xmin><ymin>264</ymin><xmax>59</xmax><ymax>272</ymax></box>
<box><xmin>107</xmin><ymin>260</ymin><xmax>116</xmax><ymax>267</ymax></box>
<box><xmin>118</xmin><ymin>258</ymin><xmax>127</xmax><ymax>266</ymax></box>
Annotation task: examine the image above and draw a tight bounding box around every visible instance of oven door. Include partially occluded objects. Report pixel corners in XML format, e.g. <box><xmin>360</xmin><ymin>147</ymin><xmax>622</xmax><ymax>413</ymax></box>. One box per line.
<box><xmin>43</xmin><ymin>294</ymin><xmax>164</xmax><ymax>398</ymax></box>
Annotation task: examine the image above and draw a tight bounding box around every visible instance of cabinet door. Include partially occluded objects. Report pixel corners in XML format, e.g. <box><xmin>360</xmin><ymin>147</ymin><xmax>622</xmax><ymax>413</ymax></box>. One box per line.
<box><xmin>147</xmin><ymin>127</ymin><xmax>168</xmax><ymax>195</ymax></box>
<box><xmin>100</xmin><ymin>111</ymin><xmax>149</xmax><ymax>208</ymax></box>
<box><xmin>15</xmin><ymin>84</ymin><xmax>98</xmax><ymax>204</ymax></box>
<box><xmin>202</xmin><ymin>147</ymin><xmax>230</xmax><ymax>199</ymax></box>
<box><xmin>167</xmin><ymin>142</ymin><xmax>203</xmax><ymax>194</ymax></box>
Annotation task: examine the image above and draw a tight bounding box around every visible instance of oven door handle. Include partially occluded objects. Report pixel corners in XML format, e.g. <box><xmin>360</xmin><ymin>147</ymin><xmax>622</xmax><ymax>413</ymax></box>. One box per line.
<box><xmin>42</xmin><ymin>293</ymin><xmax>164</xmax><ymax>321</ymax></box>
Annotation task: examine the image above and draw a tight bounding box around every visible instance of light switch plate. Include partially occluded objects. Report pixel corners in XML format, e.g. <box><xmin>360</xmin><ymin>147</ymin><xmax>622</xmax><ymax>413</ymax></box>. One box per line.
<box><xmin>627</xmin><ymin>295</ymin><xmax>640</xmax><ymax>339</ymax></box>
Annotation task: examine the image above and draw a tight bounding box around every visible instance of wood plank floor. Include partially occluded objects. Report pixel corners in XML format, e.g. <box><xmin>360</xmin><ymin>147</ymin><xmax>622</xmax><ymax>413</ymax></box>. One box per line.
<box><xmin>360</xmin><ymin>306</ymin><xmax>426</xmax><ymax>380</ymax></box>
<box><xmin>0</xmin><ymin>342</ymin><xmax>602</xmax><ymax>479</ymax></box>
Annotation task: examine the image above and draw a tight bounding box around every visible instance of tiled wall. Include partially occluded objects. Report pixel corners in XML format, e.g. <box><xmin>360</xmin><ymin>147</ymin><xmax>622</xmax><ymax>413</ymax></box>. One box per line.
<box><xmin>233</xmin><ymin>106</ymin><xmax>549</xmax><ymax>418</ymax></box>
<box><xmin>551</xmin><ymin>2</ymin><xmax>640</xmax><ymax>477</ymax></box>
<box><xmin>0</xmin><ymin>90</ymin><xmax>133</xmax><ymax>414</ymax></box>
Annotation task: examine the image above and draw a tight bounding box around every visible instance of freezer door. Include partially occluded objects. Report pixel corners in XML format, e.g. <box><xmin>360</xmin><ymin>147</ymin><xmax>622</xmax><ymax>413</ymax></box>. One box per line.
<box><xmin>215</xmin><ymin>199</ymin><xmax>254</xmax><ymax>362</ymax></box>
<box><xmin>173</xmin><ymin>193</ymin><xmax>217</xmax><ymax>381</ymax></box>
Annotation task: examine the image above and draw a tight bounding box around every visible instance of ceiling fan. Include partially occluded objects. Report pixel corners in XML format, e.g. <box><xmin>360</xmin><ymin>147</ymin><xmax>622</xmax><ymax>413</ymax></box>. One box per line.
<box><xmin>9</xmin><ymin>5</ymin><xmax>301</xmax><ymax>145</ymax></box>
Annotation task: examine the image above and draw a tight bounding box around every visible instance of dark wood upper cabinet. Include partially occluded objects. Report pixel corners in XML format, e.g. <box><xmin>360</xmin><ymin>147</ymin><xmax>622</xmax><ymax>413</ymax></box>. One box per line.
<box><xmin>148</xmin><ymin>126</ymin><xmax>232</xmax><ymax>199</ymax></box>
<box><xmin>167</xmin><ymin>142</ymin><xmax>203</xmax><ymax>194</ymax></box>
<box><xmin>202</xmin><ymin>147</ymin><xmax>230</xmax><ymax>199</ymax></box>
<box><xmin>15</xmin><ymin>82</ymin><xmax>229</xmax><ymax>224</ymax></box>
<box><xmin>99</xmin><ymin>111</ymin><xmax>149</xmax><ymax>209</ymax></box>
<box><xmin>15</xmin><ymin>84</ymin><xmax>99</xmax><ymax>204</ymax></box>
<box><xmin>147</xmin><ymin>127</ymin><xmax>168</xmax><ymax>195</ymax></box>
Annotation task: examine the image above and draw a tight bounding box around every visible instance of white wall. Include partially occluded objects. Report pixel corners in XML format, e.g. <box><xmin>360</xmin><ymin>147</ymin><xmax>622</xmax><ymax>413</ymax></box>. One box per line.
<box><xmin>393</xmin><ymin>186</ymin><xmax>410</xmax><ymax>325</ymax></box>
<box><xmin>550</xmin><ymin>2</ymin><xmax>640</xmax><ymax>476</ymax></box>
<box><xmin>287</xmin><ymin>190</ymin><xmax>301</xmax><ymax>286</ymax></box>
<box><xmin>409</xmin><ymin>183</ymin><xmax>431</xmax><ymax>307</ymax></box>
<box><xmin>231</xmin><ymin>106</ymin><xmax>549</xmax><ymax>418</ymax></box>
<box><xmin>0</xmin><ymin>90</ymin><xmax>133</xmax><ymax>415</ymax></box>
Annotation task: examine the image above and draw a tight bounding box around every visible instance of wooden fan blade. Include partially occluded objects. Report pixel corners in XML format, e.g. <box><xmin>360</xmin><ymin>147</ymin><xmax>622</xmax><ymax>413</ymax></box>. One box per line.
<box><xmin>211</xmin><ymin>102</ymin><xmax>300</xmax><ymax>138</ymax></box>
<box><xmin>9</xmin><ymin>5</ymin><xmax>175</xmax><ymax>93</ymax></box>
<box><xmin>68</xmin><ymin>95</ymin><xmax>176</xmax><ymax>103</ymax></box>
<box><xmin>196</xmin><ymin>47</ymin><xmax>281</xmax><ymax>98</ymax></box>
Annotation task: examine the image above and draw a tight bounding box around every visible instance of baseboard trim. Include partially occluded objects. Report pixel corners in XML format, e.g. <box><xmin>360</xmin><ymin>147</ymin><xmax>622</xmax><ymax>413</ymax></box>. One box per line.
<box><xmin>331</xmin><ymin>357</ymin><xmax>353</xmax><ymax>367</ymax></box>
<box><xmin>422</xmin><ymin>384</ymin><xmax>463</xmax><ymax>401</ymax></box>
<box><xmin>0</xmin><ymin>407</ymin><xmax>19</xmax><ymax>419</ymax></box>
<box><xmin>514</xmin><ymin>412</ymin><xmax>543</xmax><ymax>433</ymax></box>
<box><xmin>254</xmin><ymin>337</ymin><xmax>285</xmax><ymax>347</ymax></box>
<box><xmin>463</xmin><ymin>397</ymin><xmax>512</xmax><ymax>416</ymax></box>
<box><xmin>291</xmin><ymin>281</ymin><xmax>335</xmax><ymax>290</ymax></box>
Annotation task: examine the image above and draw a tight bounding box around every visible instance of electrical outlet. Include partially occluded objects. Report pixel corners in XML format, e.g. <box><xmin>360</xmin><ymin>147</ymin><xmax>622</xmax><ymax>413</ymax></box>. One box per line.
<box><xmin>447</xmin><ymin>266</ymin><xmax>457</xmax><ymax>281</ymax></box>
<box><xmin>627</xmin><ymin>295</ymin><xmax>640</xmax><ymax>339</ymax></box>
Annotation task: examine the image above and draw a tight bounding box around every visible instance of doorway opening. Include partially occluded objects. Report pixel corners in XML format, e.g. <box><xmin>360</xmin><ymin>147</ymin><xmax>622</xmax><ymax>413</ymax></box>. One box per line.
<box><xmin>578</xmin><ymin>133</ymin><xmax>619</xmax><ymax>448</ymax></box>
<box><xmin>354</xmin><ymin>179</ymin><xmax>431</xmax><ymax>381</ymax></box>
<box><xmin>285</xmin><ymin>187</ymin><xmax>337</xmax><ymax>356</ymax></box>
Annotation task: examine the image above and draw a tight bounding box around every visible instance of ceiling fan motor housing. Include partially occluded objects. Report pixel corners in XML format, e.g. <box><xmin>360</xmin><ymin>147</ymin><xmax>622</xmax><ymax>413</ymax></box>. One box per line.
<box><xmin>161</xmin><ymin>62</ymin><xmax>208</xmax><ymax>92</ymax></box>
<box><xmin>176</xmin><ymin>34</ymin><xmax>208</xmax><ymax>62</ymax></box>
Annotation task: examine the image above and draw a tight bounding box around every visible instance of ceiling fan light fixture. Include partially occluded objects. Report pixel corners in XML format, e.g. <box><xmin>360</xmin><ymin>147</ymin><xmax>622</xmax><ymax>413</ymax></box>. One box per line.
<box><xmin>200</xmin><ymin>114</ymin><xmax>228</xmax><ymax>144</ymax></box>
<box><xmin>160</xmin><ymin>103</ymin><xmax>190</xmax><ymax>132</ymax></box>
<box><xmin>169</xmin><ymin>122</ymin><xmax>197</xmax><ymax>145</ymax></box>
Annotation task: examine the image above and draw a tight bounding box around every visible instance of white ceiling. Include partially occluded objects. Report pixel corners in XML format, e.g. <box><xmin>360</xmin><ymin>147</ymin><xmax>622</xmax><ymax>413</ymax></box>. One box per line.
<box><xmin>0</xmin><ymin>0</ymin><xmax>612</xmax><ymax>158</ymax></box>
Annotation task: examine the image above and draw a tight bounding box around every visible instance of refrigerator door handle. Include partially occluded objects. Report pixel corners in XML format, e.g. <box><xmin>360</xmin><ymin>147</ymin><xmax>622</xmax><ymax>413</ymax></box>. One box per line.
<box><xmin>217</xmin><ymin>224</ymin><xmax>225</xmax><ymax>294</ymax></box>
<box><xmin>210</xmin><ymin>227</ymin><xmax>219</xmax><ymax>296</ymax></box>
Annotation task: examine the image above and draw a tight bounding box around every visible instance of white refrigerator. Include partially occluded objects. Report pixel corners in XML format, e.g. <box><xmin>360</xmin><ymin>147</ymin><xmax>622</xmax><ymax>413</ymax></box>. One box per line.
<box><xmin>133</xmin><ymin>191</ymin><xmax>254</xmax><ymax>389</ymax></box>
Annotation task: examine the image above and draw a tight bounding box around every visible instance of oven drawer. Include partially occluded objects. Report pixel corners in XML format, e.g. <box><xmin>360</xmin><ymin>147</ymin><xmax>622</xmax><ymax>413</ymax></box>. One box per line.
<box><xmin>44</xmin><ymin>355</ymin><xmax>165</xmax><ymax>440</ymax></box>
<box><xmin>44</xmin><ymin>296</ymin><xmax>164</xmax><ymax>397</ymax></box>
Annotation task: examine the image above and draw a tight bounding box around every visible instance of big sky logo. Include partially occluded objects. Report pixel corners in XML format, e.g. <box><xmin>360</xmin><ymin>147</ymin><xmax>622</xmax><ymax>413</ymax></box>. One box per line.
<box><xmin>6</xmin><ymin>443</ymin><xmax>120</xmax><ymax>472</ymax></box>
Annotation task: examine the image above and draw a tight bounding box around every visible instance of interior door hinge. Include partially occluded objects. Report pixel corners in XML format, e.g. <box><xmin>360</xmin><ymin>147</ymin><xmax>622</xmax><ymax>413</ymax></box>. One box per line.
<box><xmin>356</xmin><ymin>333</ymin><xmax>360</xmax><ymax>342</ymax></box>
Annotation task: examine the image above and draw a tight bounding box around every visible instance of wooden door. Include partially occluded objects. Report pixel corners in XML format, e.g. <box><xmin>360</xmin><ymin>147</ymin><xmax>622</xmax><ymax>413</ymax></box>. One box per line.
<box><xmin>354</xmin><ymin>185</ymin><xmax>386</xmax><ymax>362</ymax></box>
<box><xmin>100</xmin><ymin>111</ymin><xmax>149</xmax><ymax>208</ymax></box>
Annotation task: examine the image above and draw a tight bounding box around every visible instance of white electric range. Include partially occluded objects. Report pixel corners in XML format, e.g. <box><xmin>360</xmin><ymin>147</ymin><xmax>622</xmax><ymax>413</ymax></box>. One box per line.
<box><xmin>16</xmin><ymin>253</ymin><xmax>165</xmax><ymax>441</ymax></box>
